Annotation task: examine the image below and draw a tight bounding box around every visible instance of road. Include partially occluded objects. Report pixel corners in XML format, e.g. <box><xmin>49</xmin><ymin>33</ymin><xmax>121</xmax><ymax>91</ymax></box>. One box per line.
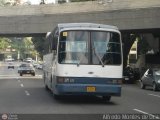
<box><xmin>0</xmin><ymin>62</ymin><xmax>160</xmax><ymax>120</ymax></box>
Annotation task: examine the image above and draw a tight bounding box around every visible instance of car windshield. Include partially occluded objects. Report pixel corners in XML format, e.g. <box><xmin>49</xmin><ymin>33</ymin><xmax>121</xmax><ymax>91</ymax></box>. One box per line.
<box><xmin>20</xmin><ymin>64</ymin><xmax>32</xmax><ymax>67</ymax></box>
<box><xmin>154</xmin><ymin>70</ymin><xmax>160</xmax><ymax>80</ymax></box>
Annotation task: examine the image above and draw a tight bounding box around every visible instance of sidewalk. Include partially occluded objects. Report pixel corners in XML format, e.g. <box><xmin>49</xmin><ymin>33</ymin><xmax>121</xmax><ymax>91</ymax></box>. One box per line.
<box><xmin>0</xmin><ymin>61</ymin><xmax>3</xmax><ymax>67</ymax></box>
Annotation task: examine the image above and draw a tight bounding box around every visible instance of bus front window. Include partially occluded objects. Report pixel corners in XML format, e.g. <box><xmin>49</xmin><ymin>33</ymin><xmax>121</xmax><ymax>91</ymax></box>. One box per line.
<box><xmin>58</xmin><ymin>31</ymin><xmax>89</xmax><ymax>64</ymax></box>
<box><xmin>91</xmin><ymin>31</ymin><xmax>121</xmax><ymax>65</ymax></box>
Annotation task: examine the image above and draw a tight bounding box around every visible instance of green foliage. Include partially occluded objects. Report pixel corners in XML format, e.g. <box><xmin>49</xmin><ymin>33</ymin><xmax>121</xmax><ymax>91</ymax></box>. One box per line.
<box><xmin>0</xmin><ymin>37</ymin><xmax>11</xmax><ymax>51</ymax></box>
<box><xmin>31</xmin><ymin>37</ymin><xmax>45</xmax><ymax>58</ymax></box>
<box><xmin>0</xmin><ymin>0</ymin><xmax>5</xmax><ymax>6</ymax></box>
<box><xmin>0</xmin><ymin>37</ymin><xmax>40</xmax><ymax>60</ymax></box>
<box><xmin>70</xmin><ymin>0</ymin><xmax>95</xmax><ymax>2</ymax></box>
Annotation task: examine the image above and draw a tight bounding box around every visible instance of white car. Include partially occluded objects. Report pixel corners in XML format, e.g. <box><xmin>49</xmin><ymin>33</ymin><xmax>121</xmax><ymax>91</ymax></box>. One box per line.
<box><xmin>36</xmin><ymin>64</ymin><xmax>43</xmax><ymax>69</ymax></box>
<box><xmin>8</xmin><ymin>62</ymin><xmax>14</xmax><ymax>69</ymax></box>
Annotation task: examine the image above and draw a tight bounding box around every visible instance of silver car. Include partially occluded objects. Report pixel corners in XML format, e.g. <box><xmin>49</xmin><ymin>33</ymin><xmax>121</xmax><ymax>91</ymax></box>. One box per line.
<box><xmin>140</xmin><ymin>68</ymin><xmax>160</xmax><ymax>91</ymax></box>
<box><xmin>18</xmin><ymin>63</ymin><xmax>35</xmax><ymax>76</ymax></box>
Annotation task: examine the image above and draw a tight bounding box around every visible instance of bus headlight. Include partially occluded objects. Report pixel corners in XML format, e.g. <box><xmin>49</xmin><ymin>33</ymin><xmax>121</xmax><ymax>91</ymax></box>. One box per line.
<box><xmin>57</xmin><ymin>77</ymin><xmax>64</xmax><ymax>83</ymax></box>
<box><xmin>158</xmin><ymin>80</ymin><xmax>160</xmax><ymax>84</ymax></box>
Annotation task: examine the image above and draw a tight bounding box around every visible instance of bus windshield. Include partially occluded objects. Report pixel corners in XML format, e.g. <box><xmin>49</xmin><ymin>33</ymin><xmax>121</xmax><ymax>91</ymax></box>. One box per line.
<box><xmin>58</xmin><ymin>30</ymin><xmax>121</xmax><ymax>65</ymax></box>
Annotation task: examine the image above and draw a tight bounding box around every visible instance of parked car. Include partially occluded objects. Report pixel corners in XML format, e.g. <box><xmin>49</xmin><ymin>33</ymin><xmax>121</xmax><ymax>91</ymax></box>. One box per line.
<box><xmin>133</xmin><ymin>68</ymin><xmax>140</xmax><ymax>80</ymax></box>
<box><xmin>36</xmin><ymin>63</ymin><xmax>43</xmax><ymax>69</ymax></box>
<box><xmin>123</xmin><ymin>66</ymin><xmax>135</xmax><ymax>83</ymax></box>
<box><xmin>140</xmin><ymin>68</ymin><xmax>160</xmax><ymax>91</ymax></box>
<box><xmin>8</xmin><ymin>62</ymin><xmax>14</xmax><ymax>69</ymax></box>
<box><xmin>18</xmin><ymin>63</ymin><xmax>35</xmax><ymax>76</ymax></box>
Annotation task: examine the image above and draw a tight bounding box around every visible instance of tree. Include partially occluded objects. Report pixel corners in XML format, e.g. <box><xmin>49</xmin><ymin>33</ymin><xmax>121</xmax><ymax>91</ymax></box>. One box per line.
<box><xmin>0</xmin><ymin>37</ymin><xmax>11</xmax><ymax>51</ymax></box>
<box><xmin>70</xmin><ymin>0</ymin><xmax>95</xmax><ymax>2</ymax></box>
<box><xmin>31</xmin><ymin>37</ymin><xmax>45</xmax><ymax>58</ymax></box>
<box><xmin>0</xmin><ymin>0</ymin><xmax>5</xmax><ymax>6</ymax></box>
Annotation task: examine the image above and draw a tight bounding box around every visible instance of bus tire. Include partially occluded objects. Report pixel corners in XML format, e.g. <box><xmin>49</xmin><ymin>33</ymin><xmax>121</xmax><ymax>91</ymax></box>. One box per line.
<box><xmin>44</xmin><ymin>78</ymin><xmax>49</xmax><ymax>91</ymax></box>
<box><xmin>20</xmin><ymin>73</ymin><xmax>23</xmax><ymax>76</ymax></box>
<box><xmin>53</xmin><ymin>94</ymin><xmax>61</xmax><ymax>100</ymax></box>
<box><xmin>45</xmin><ymin>84</ymin><xmax>50</xmax><ymax>91</ymax></box>
<box><xmin>102</xmin><ymin>96</ymin><xmax>111</xmax><ymax>101</ymax></box>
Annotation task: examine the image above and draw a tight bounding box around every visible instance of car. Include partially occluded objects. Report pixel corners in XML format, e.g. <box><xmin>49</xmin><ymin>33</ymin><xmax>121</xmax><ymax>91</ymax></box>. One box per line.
<box><xmin>123</xmin><ymin>66</ymin><xmax>135</xmax><ymax>83</ymax></box>
<box><xmin>19</xmin><ymin>63</ymin><xmax>35</xmax><ymax>76</ymax></box>
<box><xmin>8</xmin><ymin>62</ymin><xmax>14</xmax><ymax>69</ymax></box>
<box><xmin>24</xmin><ymin>58</ymin><xmax>33</xmax><ymax>63</ymax></box>
<box><xmin>18</xmin><ymin>64</ymin><xmax>24</xmax><ymax>73</ymax></box>
<box><xmin>36</xmin><ymin>63</ymin><xmax>43</xmax><ymax>69</ymax></box>
<box><xmin>32</xmin><ymin>60</ymin><xmax>39</xmax><ymax>68</ymax></box>
<box><xmin>140</xmin><ymin>68</ymin><xmax>160</xmax><ymax>91</ymax></box>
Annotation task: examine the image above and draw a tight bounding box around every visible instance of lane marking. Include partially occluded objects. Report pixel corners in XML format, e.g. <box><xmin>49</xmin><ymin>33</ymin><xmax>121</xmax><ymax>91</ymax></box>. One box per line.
<box><xmin>0</xmin><ymin>76</ymin><xmax>42</xmax><ymax>79</ymax></box>
<box><xmin>148</xmin><ymin>94</ymin><xmax>160</xmax><ymax>98</ymax></box>
<box><xmin>20</xmin><ymin>84</ymin><xmax>24</xmax><ymax>87</ymax></box>
<box><xmin>133</xmin><ymin>109</ymin><xmax>160</xmax><ymax>119</ymax></box>
<box><xmin>25</xmin><ymin>90</ymin><xmax>30</xmax><ymax>96</ymax></box>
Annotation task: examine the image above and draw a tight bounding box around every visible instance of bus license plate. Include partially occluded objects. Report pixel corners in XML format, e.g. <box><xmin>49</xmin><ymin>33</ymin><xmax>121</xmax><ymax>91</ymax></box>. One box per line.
<box><xmin>87</xmin><ymin>86</ymin><xmax>96</xmax><ymax>92</ymax></box>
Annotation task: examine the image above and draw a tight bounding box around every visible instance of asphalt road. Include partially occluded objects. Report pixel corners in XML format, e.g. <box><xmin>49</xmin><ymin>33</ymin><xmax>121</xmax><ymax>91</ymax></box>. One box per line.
<box><xmin>0</xmin><ymin>62</ymin><xmax>160</xmax><ymax>120</ymax></box>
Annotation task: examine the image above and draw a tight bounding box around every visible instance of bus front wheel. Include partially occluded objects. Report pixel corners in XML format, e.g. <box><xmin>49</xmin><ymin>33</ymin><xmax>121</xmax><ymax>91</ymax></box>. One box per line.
<box><xmin>53</xmin><ymin>94</ymin><xmax>61</xmax><ymax>100</ymax></box>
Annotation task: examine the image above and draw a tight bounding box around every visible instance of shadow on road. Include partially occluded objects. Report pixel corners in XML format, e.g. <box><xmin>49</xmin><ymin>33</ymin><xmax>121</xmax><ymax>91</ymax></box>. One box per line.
<box><xmin>52</xmin><ymin>95</ymin><xmax>118</xmax><ymax>105</ymax></box>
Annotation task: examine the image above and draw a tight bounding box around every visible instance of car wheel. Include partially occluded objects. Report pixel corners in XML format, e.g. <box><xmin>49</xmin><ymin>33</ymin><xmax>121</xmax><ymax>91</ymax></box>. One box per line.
<box><xmin>153</xmin><ymin>82</ymin><xmax>158</xmax><ymax>91</ymax></box>
<box><xmin>102</xmin><ymin>96</ymin><xmax>111</xmax><ymax>101</ymax></box>
<box><xmin>140</xmin><ymin>81</ymin><xmax>145</xmax><ymax>89</ymax></box>
<box><xmin>32</xmin><ymin>73</ymin><xmax>35</xmax><ymax>76</ymax></box>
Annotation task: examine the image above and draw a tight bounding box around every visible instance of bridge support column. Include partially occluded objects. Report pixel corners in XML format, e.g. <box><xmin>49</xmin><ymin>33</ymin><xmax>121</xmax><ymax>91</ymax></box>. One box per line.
<box><xmin>122</xmin><ymin>33</ymin><xmax>137</xmax><ymax>68</ymax></box>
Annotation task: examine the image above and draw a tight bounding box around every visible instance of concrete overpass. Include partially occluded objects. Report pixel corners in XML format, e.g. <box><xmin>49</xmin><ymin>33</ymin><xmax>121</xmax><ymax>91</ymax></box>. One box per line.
<box><xmin>0</xmin><ymin>0</ymin><xmax>160</xmax><ymax>36</ymax></box>
<box><xmin>0</xmin><ymin>0</ymin><xmax>160</xmax><ymax>67</ymax></box>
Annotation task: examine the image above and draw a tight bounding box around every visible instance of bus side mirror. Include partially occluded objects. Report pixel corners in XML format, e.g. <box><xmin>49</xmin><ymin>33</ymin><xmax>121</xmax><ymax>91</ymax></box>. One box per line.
<box><xmin>52</xmin><ymin>38</ymin><xmax>58</xmax><ymax>50</ymax></box>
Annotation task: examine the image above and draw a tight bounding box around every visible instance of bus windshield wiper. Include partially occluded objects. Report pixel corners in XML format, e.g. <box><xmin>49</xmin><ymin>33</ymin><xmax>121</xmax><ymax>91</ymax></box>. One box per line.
<box><xmin>76</xmin><ymin>56</ymin><xmax>81</xmax><ymax>67</ymax></box>
<box><xmin>76</xmin><ymin>54</ymin><xmax>83</xmax><ymax>67</ymax></box>
<box><xmin>93</xmin><ymin>47</ymin><xmax>105</xmax><ymax>67</ymax></box>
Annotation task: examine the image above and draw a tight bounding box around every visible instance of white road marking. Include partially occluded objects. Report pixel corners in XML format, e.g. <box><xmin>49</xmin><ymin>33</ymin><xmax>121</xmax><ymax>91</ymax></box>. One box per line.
<box><xmin>20</xmin><ymin>84</ymin><xmax>24</xmax><ymax>87</ymax></box>
<box><xmin>25</xmin><ymin>90</ymin><xmax>30</xmax><ymax>96</ymax></box>
<box><xmin>148</xmin><ymin>94</ymin><xmax>160</xmax><ymax>98</ymax></box>
<box><xmin>133</xmin><ymin>109</ymin><xmax>160</xmax><ymax>119</ymax></box>
<box><xmin>0</xmin><ymin>75</ymin><xmax>18</xmax><ymax>77</ymax></box>
<box><xmin>0</xmin><ymin>76</ymin><xmax>42</xmax><ymax>79</ymax></box>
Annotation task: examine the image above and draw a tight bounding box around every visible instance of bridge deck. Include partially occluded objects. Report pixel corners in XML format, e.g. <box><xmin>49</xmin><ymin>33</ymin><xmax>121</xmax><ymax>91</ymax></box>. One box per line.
<box><xmin>0</xmin><ymin>0</ymin><xmax>160</xmax><ymax>16</ymax></box>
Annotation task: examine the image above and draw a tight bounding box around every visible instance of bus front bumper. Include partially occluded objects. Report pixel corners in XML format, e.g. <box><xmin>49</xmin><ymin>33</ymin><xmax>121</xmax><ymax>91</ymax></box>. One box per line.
<box><xmin>55</xmin><ymin>84</ymin><xmax>121</xmax><ymax>96</ymax></box>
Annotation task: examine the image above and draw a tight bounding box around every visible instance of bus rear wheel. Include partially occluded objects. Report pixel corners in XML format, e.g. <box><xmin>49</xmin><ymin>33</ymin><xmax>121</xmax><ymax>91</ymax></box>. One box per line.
<box><xmin>102</xmin><ymin>96</ymin><xmax>111</xmax><ymax>101</ymax></box>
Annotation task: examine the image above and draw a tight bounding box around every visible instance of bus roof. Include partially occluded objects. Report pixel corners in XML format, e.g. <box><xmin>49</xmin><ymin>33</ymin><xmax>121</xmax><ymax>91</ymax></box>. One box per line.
<box><xmin>57</xmin><ymin>23</ymin><xmax>118</xmax><ymax>30</ymax></box>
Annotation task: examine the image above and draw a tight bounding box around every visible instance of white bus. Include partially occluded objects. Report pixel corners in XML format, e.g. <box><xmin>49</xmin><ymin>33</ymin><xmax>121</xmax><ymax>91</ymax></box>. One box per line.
<box><xmin>43</xmin><ymin>23</ymin><xmax>123</xmax><ymax>101</ymax></box>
